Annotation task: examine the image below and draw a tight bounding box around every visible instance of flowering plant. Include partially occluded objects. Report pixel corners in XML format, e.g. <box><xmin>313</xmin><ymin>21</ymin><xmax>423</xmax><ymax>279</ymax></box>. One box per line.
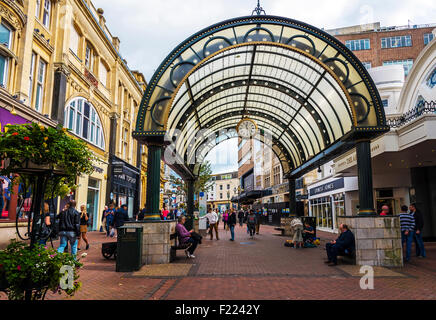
<box><xmin>0</xmin><ymin>240</ymin><xmax>82</xmax><ymax>300</ymax></box>
<box><xmin>0</xmin><ymin>122</ymin><xmax>95</xmax><ymax>196</ymax></box>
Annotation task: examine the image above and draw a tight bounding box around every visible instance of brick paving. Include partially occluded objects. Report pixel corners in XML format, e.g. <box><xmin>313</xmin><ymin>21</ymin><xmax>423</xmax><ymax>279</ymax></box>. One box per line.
<box><xmin>1</xmin><ymin>223</ymin><xmax>436</xmax><ymax>300</ymax></box>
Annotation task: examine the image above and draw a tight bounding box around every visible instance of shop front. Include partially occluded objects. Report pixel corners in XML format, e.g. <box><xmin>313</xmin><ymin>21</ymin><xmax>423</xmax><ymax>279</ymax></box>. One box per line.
<box><xmin>108</xmin><ymin>155</ymin><xmax>140</xmax><ymax>219</ymax></box>
<box><xmin>308</xmin><ymin>177</ymin><xmax>358</xmax><ymax>233</ymax></box>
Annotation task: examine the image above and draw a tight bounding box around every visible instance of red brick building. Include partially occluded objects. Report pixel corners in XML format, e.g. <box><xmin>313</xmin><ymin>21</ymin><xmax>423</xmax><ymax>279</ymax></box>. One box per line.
<box><xmin>327</xmin><ymin>22</ymin><xmax>435</xmax><ymax>76</ymax></box>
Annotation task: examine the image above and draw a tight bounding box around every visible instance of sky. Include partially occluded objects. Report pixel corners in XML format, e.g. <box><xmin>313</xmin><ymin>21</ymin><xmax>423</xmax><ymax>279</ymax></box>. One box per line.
<box><xmin>92</xmin><ymin>0</ymin><xmax>436</xmax><ymax>174</ymax></box>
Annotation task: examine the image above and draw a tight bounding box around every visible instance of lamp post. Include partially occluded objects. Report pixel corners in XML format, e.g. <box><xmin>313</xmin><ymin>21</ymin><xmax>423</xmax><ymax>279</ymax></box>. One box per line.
<box><xmin>227</xmin><ymin>190</ymin><xmax>230</xmax><ymax>210</ymax></box>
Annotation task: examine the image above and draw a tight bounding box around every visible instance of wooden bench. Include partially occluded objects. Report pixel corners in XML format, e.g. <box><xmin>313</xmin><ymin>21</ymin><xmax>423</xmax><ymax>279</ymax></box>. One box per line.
<box><xmin>274</xmin><ymin>227</ymin><xmax>285</xmax><ymax>236</ymax></box>
<box><xmin>170</xmin><ymin>232</ymin><xmax>192</xmax><ymax>262</ymax></box>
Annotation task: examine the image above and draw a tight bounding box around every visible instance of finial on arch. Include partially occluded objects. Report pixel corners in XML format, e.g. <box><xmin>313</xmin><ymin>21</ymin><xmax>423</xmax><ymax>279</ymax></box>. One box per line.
<box><xmin>252</xmin><ymin>0</ymin><xmax>266</xmax><ymax>15</ymax></box>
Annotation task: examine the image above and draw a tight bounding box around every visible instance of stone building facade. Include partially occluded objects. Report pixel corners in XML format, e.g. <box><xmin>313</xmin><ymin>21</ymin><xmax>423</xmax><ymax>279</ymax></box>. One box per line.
<box><xmin>0</xmin><ymin>0</ymin><xmax>147</xmax><ymax>246</ymax></box>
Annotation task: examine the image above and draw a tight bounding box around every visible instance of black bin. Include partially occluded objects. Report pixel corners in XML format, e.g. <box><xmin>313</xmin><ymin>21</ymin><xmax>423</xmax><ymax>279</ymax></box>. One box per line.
<box><xmin>116</xmin><ymin>226</ymin><xmax>143</xmax><ymax>272</ymax></box>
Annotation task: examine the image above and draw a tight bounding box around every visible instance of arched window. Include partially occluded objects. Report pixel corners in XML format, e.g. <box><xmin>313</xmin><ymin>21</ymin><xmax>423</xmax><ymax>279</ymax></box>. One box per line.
<box><xmin>64</xmin><ymin>97</ymin><xmax>105</xmax><ymax>149</ymax></box>
<box><xmin>427</xmin><ymin>67</ymin><xmax>436</xmax><ymax>89</ymax></box>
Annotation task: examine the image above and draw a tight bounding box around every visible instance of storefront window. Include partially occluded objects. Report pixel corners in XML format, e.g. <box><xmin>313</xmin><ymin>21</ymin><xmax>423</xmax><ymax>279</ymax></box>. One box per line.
<box><xmin>333</xmin><ymin>193</ymin><xmax>345</xmax><ymax>229</ymax></box>
<box><xmin>310</xmin><ymin>196</ymin><xmax>333</xmax><ymax>230</ymax></box>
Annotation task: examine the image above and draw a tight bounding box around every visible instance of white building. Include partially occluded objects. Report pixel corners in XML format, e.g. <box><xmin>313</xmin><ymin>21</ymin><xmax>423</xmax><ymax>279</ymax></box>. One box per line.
<box><xmin>307</xmin><ymin>30</ymin><xmax>436</xmax><ymax>237</ymax></box>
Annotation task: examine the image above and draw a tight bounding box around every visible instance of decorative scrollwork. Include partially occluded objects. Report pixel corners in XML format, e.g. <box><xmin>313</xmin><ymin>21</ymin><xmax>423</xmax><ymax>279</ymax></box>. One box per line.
<box><xmin>323</xmin><ymin>57</ymin><xmax>350</xmax><ymax>83</ymax></box>
<box><xmin>202</xmin><ymin>36</ymin><xmax>233</xmax><ymax>58</ymax></box>
<box><xmin>169</xmin><ymin>61</ymin><xmax>196</xmax><ymax>88</ymax></box>
<box><xmin>286</xmin><ymin>35</ymin><xmax>316</xmax><ymax>56</ymax></box>
<box><xmin>150</xmin><ymin>96</ymin><xmax>171</xmax><ymax>127</ymax></box>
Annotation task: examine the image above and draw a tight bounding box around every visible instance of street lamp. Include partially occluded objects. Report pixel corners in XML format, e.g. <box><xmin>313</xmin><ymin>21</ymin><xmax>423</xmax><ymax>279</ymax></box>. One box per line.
<box><xmin>227</xmin><ymin>190</ymin><xmax>230</xmax><ymax>210</ymax></box>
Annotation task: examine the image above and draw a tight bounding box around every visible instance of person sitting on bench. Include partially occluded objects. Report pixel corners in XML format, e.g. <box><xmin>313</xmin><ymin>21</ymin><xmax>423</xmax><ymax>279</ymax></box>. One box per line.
<box><xmin>175</xmin><ymin>215</ymin><xmax>199</xmax><ymax>259</ymax></box>
<box><xmin>303</xmin><ymin>221</ymin><xmax>315</xmax><ymax>243</ymax></box>
<box><xmin>325</xmin><ymin>224</ymin><xmax>355</xmax><ymax>266</ymax></box>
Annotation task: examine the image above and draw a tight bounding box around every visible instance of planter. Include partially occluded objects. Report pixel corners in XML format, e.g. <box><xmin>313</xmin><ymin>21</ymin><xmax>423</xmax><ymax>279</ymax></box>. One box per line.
<box><xmin>3</xmin><ymin>158</ymin><xmax>66</xmax><ymax>175</ymax></box>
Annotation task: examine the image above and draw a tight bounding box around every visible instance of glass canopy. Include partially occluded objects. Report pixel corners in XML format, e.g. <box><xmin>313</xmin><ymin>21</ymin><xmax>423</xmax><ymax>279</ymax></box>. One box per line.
<box><xmin>134</xmin><ymin>15</ymin><xmax>389</xmax><ymax>179</ymax></box>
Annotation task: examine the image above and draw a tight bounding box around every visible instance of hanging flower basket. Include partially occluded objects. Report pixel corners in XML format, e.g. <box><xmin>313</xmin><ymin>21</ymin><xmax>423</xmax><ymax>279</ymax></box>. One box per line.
<box><xmin>0</xmin><ymin>240</ymin><xmax>82</xmax><ymax>300</ymax></box>
<box><xmin>0</xmin><ymin>122</ymin><xmax>96</xmax><ymax>196</ymax></box>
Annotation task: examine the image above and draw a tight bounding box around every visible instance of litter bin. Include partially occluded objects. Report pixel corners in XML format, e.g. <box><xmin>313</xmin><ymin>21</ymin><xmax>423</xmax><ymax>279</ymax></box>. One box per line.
<box><xmin>116</xmin><ymin>226</ymin><xmax>143</xmax><ymax>272</ymax></box>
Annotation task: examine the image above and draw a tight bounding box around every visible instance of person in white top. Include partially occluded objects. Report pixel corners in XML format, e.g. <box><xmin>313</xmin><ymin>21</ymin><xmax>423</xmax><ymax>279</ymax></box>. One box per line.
<box><xmin>201</xmin><ymin>209</ymin><xmax>219</xmax><ymax>240</ymax></box>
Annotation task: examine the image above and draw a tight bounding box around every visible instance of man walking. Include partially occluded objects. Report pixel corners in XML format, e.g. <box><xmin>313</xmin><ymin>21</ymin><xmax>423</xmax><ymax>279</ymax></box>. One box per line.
<box><xmin>238</xmin><ymin>210</ymin><xmax>244</xmax><ymax>227</ymax></box>
<box><xmin>410</xmin><ymin>203</ymin><xmax>426</xmax><ymax>258</ymax></box>
<box><xmin>202</xmin><ymin>209</ymin><xmax>219</xmax><ymax>240</ymax></box>
<box><xmin>247</xmin><ymin>210</ymin><xmax>257</xmax><ymax>239</ymax></box>
<box><xmin>57</xmin><ymin>200</ymin><xmax>81</xmax><ymax>259</ymax></box>
<box><xmin>399</xmin><ymin>205</ymin><xmax>415</xmax><ymax>262</ymax></box>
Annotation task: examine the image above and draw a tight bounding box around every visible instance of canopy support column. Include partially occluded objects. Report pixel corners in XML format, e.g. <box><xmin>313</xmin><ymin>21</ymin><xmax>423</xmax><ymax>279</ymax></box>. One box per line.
<box><xmin>144</xmin><ymin>143</ymin><xmax>163</xmax><ymax>220</ymax></box>
<box><xmin>185</xmin><ymin>178</ymin><xmax>195</xmax><ymax>230</ymax></box>
<box><xmin>356</xmin><ymin>140</ymin><xmax>376</xmax><ymax>216</ymax></box>
<box><xmin>288</xmin><ymin>177</ymin><xmax>296</xmax><ymax>216</ymax></box>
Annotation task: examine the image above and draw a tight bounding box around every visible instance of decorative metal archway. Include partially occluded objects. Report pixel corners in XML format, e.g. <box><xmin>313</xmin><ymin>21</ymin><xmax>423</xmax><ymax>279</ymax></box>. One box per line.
<box><xmin>133</xmin><ymin>14</ymin><xmax>389</xmax><ymax>219</ymax></box>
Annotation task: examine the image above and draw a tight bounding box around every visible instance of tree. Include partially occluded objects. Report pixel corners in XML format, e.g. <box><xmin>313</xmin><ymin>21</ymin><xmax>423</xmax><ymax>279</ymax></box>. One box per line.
<box><xmin>169</xmin><ymin>161</ymin><xmax>214</xmax><ymax>197</ymax></box>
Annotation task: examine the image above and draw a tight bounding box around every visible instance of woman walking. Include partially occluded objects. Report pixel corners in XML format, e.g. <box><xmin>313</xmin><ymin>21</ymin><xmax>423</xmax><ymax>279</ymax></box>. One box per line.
<box><xmin>223</xmin><ymin>210</ymin><xmax>229</xmax><ymax>230</ymax></box>
<box><xmin>78</xmin><ymin>205</ymin><xmax>90</xmax><ymax>251</ymax></box>
<box><xmin>228</xmin><ymin>209</ymin><xmax>237</xmax><ymax>241</ymax></box>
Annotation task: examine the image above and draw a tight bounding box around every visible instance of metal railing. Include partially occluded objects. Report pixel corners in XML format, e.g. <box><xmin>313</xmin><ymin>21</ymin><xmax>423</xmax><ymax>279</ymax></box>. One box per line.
<box><xmin>386</xmin><ymin>101</ymin><xmax>436</xmax><ymax>128</ymax></box>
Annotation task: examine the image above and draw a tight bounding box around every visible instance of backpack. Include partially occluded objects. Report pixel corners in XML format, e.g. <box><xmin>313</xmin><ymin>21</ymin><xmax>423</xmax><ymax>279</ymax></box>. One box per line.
<box><xmin>248</xmin><ymin>215</ymin><xmax>256</xmax><ymax>224</ymax></box>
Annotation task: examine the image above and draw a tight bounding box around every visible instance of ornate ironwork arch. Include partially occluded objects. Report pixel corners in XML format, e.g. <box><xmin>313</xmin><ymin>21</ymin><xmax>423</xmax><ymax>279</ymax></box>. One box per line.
<box><xmin>134</xmin><ymin>15</ymin><xmax>389</xmax><ymax>179</ymax></box>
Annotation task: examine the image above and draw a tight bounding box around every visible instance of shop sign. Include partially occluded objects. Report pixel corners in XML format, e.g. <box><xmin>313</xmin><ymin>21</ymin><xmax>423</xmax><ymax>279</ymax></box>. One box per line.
<box><xmin>309</xmin><ymin>178</ymin><xmax>344</xmax><ymax>197</ymax></box>
<box><xmin>0</xmin><ymin>107</ymin><xmax>29</xmax><ymax>132</ymax></box>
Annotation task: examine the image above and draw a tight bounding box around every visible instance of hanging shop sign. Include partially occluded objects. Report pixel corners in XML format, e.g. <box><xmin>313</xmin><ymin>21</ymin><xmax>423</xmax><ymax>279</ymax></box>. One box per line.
<box><xmin>309</xmin><ymin>178</ymin><xmax>344</xmax><ymax>197</ymax></box>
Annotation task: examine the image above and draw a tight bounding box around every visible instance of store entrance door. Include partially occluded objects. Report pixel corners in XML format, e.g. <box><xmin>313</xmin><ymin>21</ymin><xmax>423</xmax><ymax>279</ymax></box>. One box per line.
<box><xmin>87</xmin><ymin>179</ymin><xmax>100</xmax><ymax>231</ymax></box>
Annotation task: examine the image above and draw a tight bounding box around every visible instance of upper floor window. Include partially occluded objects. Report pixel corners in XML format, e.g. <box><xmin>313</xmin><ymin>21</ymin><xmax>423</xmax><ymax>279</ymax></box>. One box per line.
<box><xmin>70</xmin><ymin>23</ymin><xmax>80</xmax><ymax>57</ymax></box>
<box><xmin>362</xmin><ymin>62</ymin><xmax>372</xmax><ymax>70</ymax></box>
<box><xmin>36</xmin><ymin>0</ymin><xmax>41</xmax><ymax>18</ymax></box>
<box><xmin>345</xmin><ymin>39</ymin><xmax>370</xmax><ymax>51</ymax></box>
<box><xmin>99</xmin><ymin>60</ymin><xmax>109</xmax><ymax>87</ymax></box>
<box><xmin>383</xmin><ymin>59</ymin><xmax>414</xmax><ymax>76</ymax></box>
<box><xmin>424</xmin><ymin>33</ymin><xmax>434</xmax><ymax>46</ymax></box>
<box><xmin>427</xmin><ymin>68</ymin><xmax>436</xmax><ymax>89</ymax></box>
<box><xmin>382</xmin><ymin>99</ymin><xmax>389</xmax><ymax>108</ymax></box>
<box><xmin>85</xmin><ymin>42</ymin><xmax>97</xmax><ymax>73</ymax></box>
<box><xmin>36</xmin><ymin>0</ymin><xmax>51</xmax><ymax>29</ymax></box>
<box><xmin>64</xmin><ymin>97</ymin><xmax>105</xmax><ymax>149</ymax></box>
<box><xmin>0</xmin><ymin>23</ymin><xmax>12</xmax><ymax>87</ymax></box>
<box><xmin>381</xmin><ymin>35</ymin><xmax>412</xmax><ymax>49</ymax></box>
<box><xmin>43</xmin><ymin>0</ymin><xmax>51</xmax><ymax>28</ymax></box>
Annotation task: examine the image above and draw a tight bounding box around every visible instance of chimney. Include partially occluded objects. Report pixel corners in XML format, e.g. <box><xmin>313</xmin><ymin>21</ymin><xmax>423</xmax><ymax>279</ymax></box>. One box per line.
<box><xmin>112</xmin><ymin>36</ymin><xmax>120</xmax><ymax>52</ymax></box>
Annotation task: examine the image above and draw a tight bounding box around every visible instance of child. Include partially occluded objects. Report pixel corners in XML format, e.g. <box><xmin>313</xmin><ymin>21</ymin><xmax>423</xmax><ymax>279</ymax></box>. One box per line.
<box><xmin>303</xmin><ymin>222</ymin><xmax>315</xmax><ymax>242</ymax></box>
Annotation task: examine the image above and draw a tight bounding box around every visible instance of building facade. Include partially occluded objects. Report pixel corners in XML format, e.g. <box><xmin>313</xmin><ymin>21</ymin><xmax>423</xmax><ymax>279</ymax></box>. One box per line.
<box><xmin>0</xmin><ymin>0</ymin><xmax>147</xmax><ymax>246</ymax></box>
<box><xmin>328</xmin><ymin>22</ymin><xmax>435</xmax><ymax>77</ymax></box>
<box><xmin>207</xmin><ymin>171</ymin><xmax>239</xmax><ymax>212</ymax></box>
<box><xmin>306</xmin><ymin>28</ymin><xmax>436</xmax><ymax>236</ymax></box>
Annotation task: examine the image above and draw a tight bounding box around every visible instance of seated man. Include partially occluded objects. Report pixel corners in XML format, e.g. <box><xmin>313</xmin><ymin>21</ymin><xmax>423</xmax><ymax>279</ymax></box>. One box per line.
<box><xmin>325</xmin><ymin>224</ymin><xmax>355</xmax><ymax>266</ymax></box>
<box><xmin>175</xmin><ymin>215</ymin><xmax>198</xmax><ymax>258</ymax></box>
<box><xmin>302</xmin><ymin>221</ymin><xmax>315</xmax><ymax>243</ymax></box>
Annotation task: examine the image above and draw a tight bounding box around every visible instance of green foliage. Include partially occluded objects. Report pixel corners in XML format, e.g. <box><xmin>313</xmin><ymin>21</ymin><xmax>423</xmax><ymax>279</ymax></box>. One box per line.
<box><xmin>0</xmin><ymin>240</ymin><xmax>82</xmax><ymax>300</ymax></box>
<box><xmin>0</xmin><ymin>122</ymin><xmax>96</xmax><ymax>197</ymax></box>
<box><xmin>169</xmin><ymin>161</ymin><xmax>213</xmax><ymax>197</ymax></box>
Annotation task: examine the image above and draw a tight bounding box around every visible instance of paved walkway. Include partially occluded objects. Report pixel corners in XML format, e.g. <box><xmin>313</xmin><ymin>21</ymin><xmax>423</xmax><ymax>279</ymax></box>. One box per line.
<box><xmin>2</xmin><ymin>224</ymin><xmax>436</xmax><ymax>300</ymax></box>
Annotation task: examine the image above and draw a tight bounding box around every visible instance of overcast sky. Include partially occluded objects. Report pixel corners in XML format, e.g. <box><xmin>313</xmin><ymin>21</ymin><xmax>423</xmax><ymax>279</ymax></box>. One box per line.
<box><xmin>92</xmin><ymin>0</ymin><xmax>436</xmax><ymax>174</ymax></box>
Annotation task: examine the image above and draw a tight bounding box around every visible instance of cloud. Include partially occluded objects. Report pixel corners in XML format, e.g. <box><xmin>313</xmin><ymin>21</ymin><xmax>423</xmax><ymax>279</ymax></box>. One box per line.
<box><xmin>92</xmin><ymin>0</ymin><xmax>435</xmax><ymax>81</ymax></box>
